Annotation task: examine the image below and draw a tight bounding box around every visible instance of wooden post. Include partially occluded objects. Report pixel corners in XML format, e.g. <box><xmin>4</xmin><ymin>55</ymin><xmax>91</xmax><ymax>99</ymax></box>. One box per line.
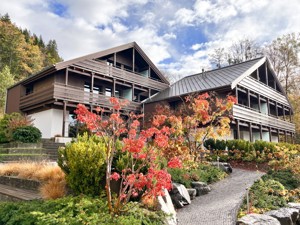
<box><xmin>267</xmin><ymin>98</ymin><xmax>270</xmax><ymax>115</ymax></box>
<box><xmin>289</xmin><ymin>109</ymin><xmax>292</xmax><ymax>122</ymax></box>
<box><xmin>148</xmin><ymin>89</ymin><xmax>151</xmax><ymax>98</ymax></box>
<box><xmin>247</xmin><ymin>89</ymin><xmax>250</xmax><ymax>108</ymax></box>
<box><xmin>236</xmin><ymin>120</ymin><xmax>240</xmax><ymax>139</ymax></box>
<box><xmin>235</xmin><ymin>88</ymin><xmax>239</xmax><ymax>104</ymax></box>
<box><xmin>132</xmin><ymin>48</ymin><xmax>135</xmax><ymax>73</ymax></box>
<box><xmin>112</xmin><ymin>78</ymin><xmax>116</xmax><ymax>97</ymax></box>
<box><xmin>260</xmin><ymin>125</ymin><xmax>263</xmax><ymax>140</ymax></box>
<box><xmin>275</xmin><ymin>102</ymin><xmax>278</xmax><ymax>118</ymax></box>
<box><xmin>283</xmin><ymin>107</ymin><xmax>286</xmax><ymax>121</ymax></box>
<box><xmin>257</xmin><ymin>68</ymin><xmax>260</xmax><ymax>81</ymax></box>
<box><xmin>91</xmin><ymin>72</ymin><xmax>94</xmax><ymax>92</ymax></box>
<box><xmin>148</xmin><ymin>66</ymin><xmax>151</xmax><ymax>78</ymax></box>
<box><xmin>62</xmin><ymin>101</ymin><xmax>67</xmax><ymax>137</ymax></box>
<box><xmin>65</xmin><ymin>68</ymin><xmax>69</xmax><ymax>85</ymax></box>
<box><xmin>265</xmin><ymin>63</ymin><xmax>268</xmax><ymax>86</ymax></box>
<box><xmin>132</xmin><ymin>84</ymin><xmax>135</xmax><ymax>101</ymax></box>
<box><xmin>249</xmin><ymin>122</ymin><xmax>253</xmax><ymax>142</ymax></box>
<box><xmin>114</xmin><ymin>53</ymin><xmax>116</xmax><ymax>67</ymax></box>
<box><xmin>258</xmin><ymin>94</ymin><xmax>261</xmax><ymax>112</ymax></box>
<box><xmin>269</xmin><ymin>127</ymin><xmax>272</xmax><ymax>142</ymax></box>
<box><xmin>284</xmin><ymin>131</ymin><xmax>288</xmax><ymax>143</ymax></box>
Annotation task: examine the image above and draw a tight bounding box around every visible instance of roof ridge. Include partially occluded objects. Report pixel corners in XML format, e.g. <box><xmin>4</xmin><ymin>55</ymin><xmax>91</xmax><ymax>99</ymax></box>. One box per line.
<box><xmin>179</xmin><ymin>56</ymin><xmax>264</xmax><ymax>81</ymax></box>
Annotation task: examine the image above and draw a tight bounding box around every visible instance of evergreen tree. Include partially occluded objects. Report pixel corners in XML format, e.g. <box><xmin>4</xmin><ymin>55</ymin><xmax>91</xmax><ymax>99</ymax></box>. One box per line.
<box><xmin>44</xmin><ymin>39</ymin><xmax>63</xmax><ymax>65</ymax></box>
<box><xmin>0</xmin><ymin>66</ymin><xmax>14</xmax><ymax>115</ymax></box>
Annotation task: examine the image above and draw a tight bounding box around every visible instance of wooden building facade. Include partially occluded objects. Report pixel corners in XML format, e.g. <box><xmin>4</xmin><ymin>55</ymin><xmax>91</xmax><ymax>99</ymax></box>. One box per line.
<box><xmin>145</xmin><ymin>57</ymin><xmax>295</xmax><ymax>143</ymax></box>
<box><xmin>6</xmin><ymin>42</ymin><xmax>169</xmax><ymax>138</ymax></box>
<box><xmin>6</xmin><ymin>43</ymin><xmax>295</xmax><ymax>142</ymax></box>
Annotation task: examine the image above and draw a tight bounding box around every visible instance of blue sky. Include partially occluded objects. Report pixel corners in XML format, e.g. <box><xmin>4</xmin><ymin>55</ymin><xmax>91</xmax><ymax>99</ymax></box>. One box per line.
<box><xmin>1</xmin><ymin>0</ymin><xmax>300</xmax><ymax>80</ymax></box>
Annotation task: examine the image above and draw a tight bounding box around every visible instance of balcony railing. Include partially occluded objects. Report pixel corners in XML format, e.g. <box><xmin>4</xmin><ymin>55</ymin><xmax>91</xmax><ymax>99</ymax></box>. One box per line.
<box><xmin>72</xmin><ymin>59</ymin><xmax>169</xmax><ymax>91</ymax></box>
<box><xmin>20</xmin><ymin>83</ymin><xmax>141</xmax><ymax>112</ymax></box>
<box><xmin>233</xmin><ymin>105</ymin><xmax>295</xmax><ymax>132</ymax></box>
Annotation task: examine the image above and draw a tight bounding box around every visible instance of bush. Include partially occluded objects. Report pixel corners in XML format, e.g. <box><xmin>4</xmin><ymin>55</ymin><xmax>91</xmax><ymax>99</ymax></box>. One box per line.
<box><xmin>249</xmin><ymin>179</ymin><xmax>287</xmax><ymax>210</ymax></box>
<box><xmin>168</xmin><ymin>164</ymin><xmax>227</xmax><ymax>187</ymax></box>
<box><xmin>12</xmin><ymin>126</ymin><xmax>41</xmax><ymax>143</ymax></box>
<box><xmin>0</xmin><ymin>113</ymin><xmax>32</xmax><ymax>143</ymax></box>
<box><xmin>0</xmin><ymin>196</ymin><xmax>166</xmax><ymax>225</ymax></box>
<box><xmin>58</xmin><ymin>133</ymin><xmax>111</xmax><ymax>196</ymax></box>
<box><xmin>263</xmin><ymin>170</ymin><xmax>300</xmax><ymax>190</ymax></box>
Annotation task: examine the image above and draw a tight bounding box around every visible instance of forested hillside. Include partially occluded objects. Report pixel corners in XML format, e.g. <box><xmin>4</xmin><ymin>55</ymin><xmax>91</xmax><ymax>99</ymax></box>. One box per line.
<box><xmin>0</xmin><ymin>13</ymin><xmax>63</xmax><ymax>115</ymax></box>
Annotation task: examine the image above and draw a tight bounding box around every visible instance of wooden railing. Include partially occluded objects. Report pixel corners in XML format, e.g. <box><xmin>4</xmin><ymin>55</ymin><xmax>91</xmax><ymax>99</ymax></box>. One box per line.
<box><xmin>72</xmin><ymin>59</ymin><xmax>169</xmax><ymax>91</ymax></box>
<box><xmin>20</xmin><ymin>84</ymin><xmax>141</xmax><ymax>112</ymax></box>
<box><xmin>20</xmin><ymin>88</ymin><xmax>54</xmax><ymax>110</ymax></box>
<box><xmin>53</xmin><ymin>83</ymin><xmax>141</xmax><ymax>111</ymax></box>
<box><xmin>233</xmin><ymin>105</ymin><xmax>295</xmax><ymax>132</ymax></box>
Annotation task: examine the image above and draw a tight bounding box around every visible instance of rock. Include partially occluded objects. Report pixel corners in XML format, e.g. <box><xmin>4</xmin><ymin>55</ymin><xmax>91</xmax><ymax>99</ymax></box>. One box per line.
<box><xmin>157</xmin><ymin>189</ymin><xmax>177</xmax><ymax>225</ymax></box>
<box><xmin>191</xmin><ymin>182</ymin><xmax>211</xmax><ymax>196</ymax></box>
<box><xmin>237</xmin><ymin>213</ymin><xmax>281</xmax><ymax>225</ymax></box>
<box><xmin>169</xmin><ymin>184</ymin><xmax>188</xmax><ymax>208</ymax></box>
<box><xmin>173</xmin><ymin>183</ymin><xmax>191</xmax><ymax>204</ymax></box>
<box><xmin>288</xmin><ymin>203</ymin><xmax>300</xmax><ymax>211</ymax></box>
<box><xmin>211</xmin><ymin>162</ymin><xmax>233</xmax><ymax>173</ymax></box>
<box><xmin>186</xmin><ymin>188</ymin><xmax>196</xmax><ymax>200</ymax></box>
<box><xmin>265</xmin><ymin>207</ymin><xmax>299</xmax><ymax>225</ymax></box>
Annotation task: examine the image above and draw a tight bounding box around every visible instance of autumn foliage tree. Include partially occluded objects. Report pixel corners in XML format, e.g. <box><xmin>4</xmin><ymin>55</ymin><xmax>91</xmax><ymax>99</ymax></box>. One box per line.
<box><xmin>153</xmin><ymin>93</ymin><xmax>236</xmax><ymax>162</ymax></box>
<box><xmin>74</xmin><ymin>97</ymin><xmax>181</xmax><ymax>215</ymax></box>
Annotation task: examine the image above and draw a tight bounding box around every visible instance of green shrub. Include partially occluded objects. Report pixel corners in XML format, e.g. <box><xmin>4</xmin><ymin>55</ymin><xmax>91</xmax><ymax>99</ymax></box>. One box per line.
<box><xmin>263</xmin><ymin>170</ymin><xmax>300</xmax><ymax>190</ymax></box>
<box><xmin>249</xmin><ymin>179</ymin><xmax>287</xmax><ymax>210</ymax></box>
<box><xmin>0</xmin><ymin>196</ymin><xmax>166</xmax><ymax>225</ymax></box>
<box><xmin>58</xmin><ymin>133</ymin><xmax>110</xmax><ymax>196</ymax></box>
<box><xmin>12</xmin><ymin>126</ymin><xmax>41</xmax><ymax>143</ymax></box>
<box><xmin>168</xmin><ymin>164</ymin><xmax>227</xmax><ymax>187</ymax></box>
<box><xmin>0</xmin><ymin>113</ymin><xmax>32</xmax><ymax>143</ymax></box>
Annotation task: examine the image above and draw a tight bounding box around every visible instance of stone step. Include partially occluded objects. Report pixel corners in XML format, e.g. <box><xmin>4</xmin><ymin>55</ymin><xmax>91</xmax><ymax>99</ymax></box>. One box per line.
<box><xmin>0</xmin><ymin>176</ymin><xmax>40</xmax><ymax>191</ymax></box>
<box><xmin>0</xmin><ymin>154</ymin><xmax>49</xmax><ymax>162</ymax></box>
<box><xmin>0</xmin><ymin>143</ymin><xmax>43</xmax><ymax>149</ymax></box>
<box><xmin>0</xmin><ymin>183</ymin><xmax>41</xmax><ymax>201</ymax></box>
<box><xmin>0</xmin><ymin>148</ymin><xmax>45</xmax><ymax>154</ymax></box>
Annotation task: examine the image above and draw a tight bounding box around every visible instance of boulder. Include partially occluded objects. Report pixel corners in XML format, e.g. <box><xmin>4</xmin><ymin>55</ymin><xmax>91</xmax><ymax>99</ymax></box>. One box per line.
<box><xmin>173</xmin><ymin>183</ymin><xmax>191</xmax><ymax>204</ymax></box>
<box><xmin>157</xmin><ymin>189</ymin><xmax>177</xmax><ymax>225</ymax></box>
<box><xmin>237</xmin><ymin>213</ymin><xmax>280</xmax><ymax>225</ymax></box>
<box><xmin>265</xmin><ymin>207</ymin><xmax>299</xmax><ymax>225</ymax></box>
<box><xmin>186</xmin><ymin>188</ymin><xmax>197</xmax><ymax>200</ymax></box>
<box><xmin>191</xmin><ymin>182</ymin><xmax>211</xmax><ymax>196</ymax></box>
<box><xmin>211</xmin><ymin>162</ymin><xmax>233</xmax><ymax>173</ymax></box>
<box><xmin>288</xmin><ymin>203</ymin><xmax>300</xmax><ymax>211</ymax></box>
<box><xmin>169</xmin><ymin>184</ymin><xmax>188</xmax><ymax>208</ymax></box>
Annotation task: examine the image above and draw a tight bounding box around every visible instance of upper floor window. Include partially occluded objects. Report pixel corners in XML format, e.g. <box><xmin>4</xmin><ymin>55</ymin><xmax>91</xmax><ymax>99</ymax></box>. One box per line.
<box><xmin>84</xmin><ymin>83</ymin><xmax>90</xmax><ymax>92</ymax></box>
<box><xmin>105</xmin><ymin>88</ymin><xmax>112</xmax><ymax>97</ymax></box>
<box><xmin>25</xmin><ymin>85</ymin><xmax>33</xmax><ymax>95</ymax></box>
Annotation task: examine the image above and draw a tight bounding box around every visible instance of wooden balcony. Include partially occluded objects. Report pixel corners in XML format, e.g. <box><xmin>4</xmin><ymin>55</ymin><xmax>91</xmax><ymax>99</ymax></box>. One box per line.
<box><xmin>72</xmin><ymin>59</ymin><xmax>169</xmax><ymax>91</ymax></box>
<box><xmin>233</xmin><ymin>105</ymin><xmax>295</xmax><ymax>132</ymax></box>
<box><xmin>238</xmin><ymin>77</ymin><xmax>289</xmax><ymax>106</ymax></box>
<box><xmin>20</xmin><ymin>83</ymin><xmax>141</xmax><ymax>112</ymax></box>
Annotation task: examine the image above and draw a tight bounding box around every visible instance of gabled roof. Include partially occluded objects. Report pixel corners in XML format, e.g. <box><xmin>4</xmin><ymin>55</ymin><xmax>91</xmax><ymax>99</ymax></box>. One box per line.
<box><xmin>9</xmin><ymin>42</ymin><xmax>169</xmax><ymax>89</ymax></box>
<box><xmin>145</xmin><ymin>57</ymin><xmax>266</xmax><ymax>103</ymax></box>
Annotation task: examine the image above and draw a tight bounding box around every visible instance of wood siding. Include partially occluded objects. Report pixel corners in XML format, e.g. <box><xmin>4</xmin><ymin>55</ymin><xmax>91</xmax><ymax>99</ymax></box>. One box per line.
<box><xmin>72</xmin><ymin>60</ymin><xmax>168</xmax><ymax>91</ymax></box>
<box><xmin>6</xmin><ymin>85</ymin><xmax>22</xmax><ymax>113</ymax></box>
<box><xmin>238</xmin><ymin>77</ymin><xmax>289</xmax><ymax>106</ymax></box>
<box><xmin>233</xmin><ymin>105</ymin><xmax>295</xmax><ymax>132</ymax></box>
<box><xmin>19</xmin><ymin>83</ymin><xmax>141</xmax><ymax>112</ymax></box>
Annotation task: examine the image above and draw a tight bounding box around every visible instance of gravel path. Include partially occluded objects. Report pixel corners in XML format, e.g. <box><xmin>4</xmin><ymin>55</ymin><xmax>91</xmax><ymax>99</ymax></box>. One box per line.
<box><xmin>177</xmin><ymin>168</ymin><xmax>264</xmax><ymax>225</ymax></box>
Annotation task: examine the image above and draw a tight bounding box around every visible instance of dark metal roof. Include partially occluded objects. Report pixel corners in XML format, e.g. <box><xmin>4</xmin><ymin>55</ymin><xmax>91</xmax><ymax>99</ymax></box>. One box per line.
<box><xmin>145</xmin><ymin>57</ymin><xmax>265</xmax><ymax>103</ymax></box>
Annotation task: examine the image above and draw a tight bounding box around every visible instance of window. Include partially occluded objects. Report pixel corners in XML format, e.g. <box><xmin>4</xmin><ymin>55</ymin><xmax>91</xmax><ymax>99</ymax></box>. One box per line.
<box><xmin>84</xmin><ymin>83</ymin><xmax>91</xmax><ymax>92</ymax></box>
<box><xmin>25</xmin><ymin>85</ymin><xmax>33</xmax><ymax>95</ymax></box>
<box><xmin>93</xmin><ymin>86</ymin><xmax>100</xmax><ymax>94</ymax></box>
<box><xmin>105</xmin><ymin>88</ymin><xmax>112</xmax><ymax>96</ymax></box>
<box><xmin>115</xmin><ymin>90</ymin><xmax>120</xmax><ymax>98</ymax></box>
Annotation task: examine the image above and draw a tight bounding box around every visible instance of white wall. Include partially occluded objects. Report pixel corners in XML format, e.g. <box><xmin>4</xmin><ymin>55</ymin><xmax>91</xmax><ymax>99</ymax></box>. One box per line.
<box><xmin>30</xmin><ymin>109</ymin><xmax>69</xmax><ymax>138</ymax></box>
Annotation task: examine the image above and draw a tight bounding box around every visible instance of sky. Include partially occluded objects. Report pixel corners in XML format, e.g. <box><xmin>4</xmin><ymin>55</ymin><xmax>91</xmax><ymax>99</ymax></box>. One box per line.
<box><xmin>1</xmin><ymin>0</ymin><xmax>300</xmax><ymax>81</ymax></box>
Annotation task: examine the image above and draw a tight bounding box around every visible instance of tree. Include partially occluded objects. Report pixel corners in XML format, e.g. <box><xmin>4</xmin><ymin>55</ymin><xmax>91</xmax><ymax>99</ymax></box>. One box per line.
<box><xmin>154</xmin><ymin>92</ymin><xmax>236</xmax><ymax>162</ymax></box>
<box><xmin>228</xmin><ymin>38</ymin><xmax>262</xmax><ymax>65</ymax></box>
<box><xmin>264</xmin><ymin>33</ymin><xmax>300</xmax><ymax>94</ymax></box>
<box><xmin>209</xmin><ymin>48</ymin><xmax>226</xmax><ymax>69</ymax></box>
<box><xmin>74</xmin><ymin>97</ymin><xmax>181</xmax><ymax>215</ymax></box>
<box><xmin>44</xmin><ymin>40</ymin><xmax>63</xmax><ymax>66</ymax></box>
<box><xmin>0</xmin><ymin>66</ymin><xmax>14</xmax><ymax>115</ymax></box>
